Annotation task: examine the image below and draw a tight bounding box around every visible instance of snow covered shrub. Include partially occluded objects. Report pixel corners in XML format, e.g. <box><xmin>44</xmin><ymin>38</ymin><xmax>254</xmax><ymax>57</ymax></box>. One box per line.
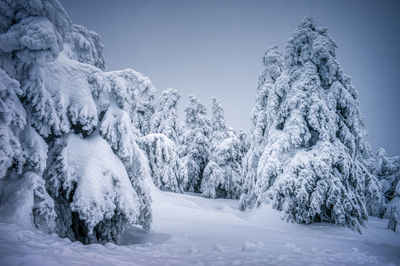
<box><xmin>201</xmin><ymin>98</ymin><xmax>246</xmax><ymax>199</ymax></box>
<box><xmin>240</xmin><ymin>17</ymin><xmax>380</xmax><ymax>232</ymax></box>
<box><xmin>372</xmin><ymin>148</ymin><xmax>400</xmax><ymax>218</ymax></box>
<box><xmin>138</xmin><ymin>134</ymin><xmax>187</xmax><ymax>193</ymax></box>
<box><xmin>150</xmin><ymin>88</ymin><xmax>181</xmax><ymax>142</ymax></box>
<box><xmin>179</xmin><ymin>96</ymin><xmax>211</xmax><ymax>192</ymax></box>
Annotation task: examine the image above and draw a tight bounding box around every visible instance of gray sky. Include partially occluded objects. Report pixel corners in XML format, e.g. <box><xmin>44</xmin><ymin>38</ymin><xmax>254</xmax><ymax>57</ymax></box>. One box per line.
<box><xmin>61</xmin><ymin>0</ymin><xmax>400</xmax><ymax>156</ymax></box>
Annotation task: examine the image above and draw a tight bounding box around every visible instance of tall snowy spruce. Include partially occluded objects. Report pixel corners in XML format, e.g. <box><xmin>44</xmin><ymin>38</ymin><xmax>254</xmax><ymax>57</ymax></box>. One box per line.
<box><xmin>201</xmin><ymin>98</ymin><xmax>245</xmax><ymax>199</ymax></box>
<box><xmin>240</xmin><ymin>17</ymin><xmax>380</xmax><ymax>232</ymax></box>
<box><xmin>179</xmin><ymin>96</ymin><xmax>211</xmax><ymax>192</ymax></box>
<box><xmin>0</xmin><ymin>0</ymin><xmax>153</xmax><ymax>243</ymax></box>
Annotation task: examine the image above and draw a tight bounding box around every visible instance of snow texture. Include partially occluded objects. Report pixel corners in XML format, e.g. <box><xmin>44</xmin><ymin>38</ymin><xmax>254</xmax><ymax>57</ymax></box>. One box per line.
<box><xmin>0</xmin><ymin>187</ymin><xmax>399</xmax><ymax>266</ymax></box>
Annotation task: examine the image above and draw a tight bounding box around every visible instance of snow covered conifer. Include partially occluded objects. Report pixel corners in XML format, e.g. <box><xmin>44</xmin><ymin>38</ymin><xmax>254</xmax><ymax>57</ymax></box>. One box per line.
<box><xmin>138</xmin><ymin>134</ymin><xmax>188</xmax><ymax>193</ymax></box>
<box><xmin>201</xmin><ymin>98</ymin><xmax>245</xmax><ymax>199</ymax></box>
<box><xmin>105</xmin><ymin>69</ymin><xmax>156</xmax><ymax>137</ymax></box>
<box><xmin>241</xmin><ymin>17</ymin><xmax>380</xmax><ymax>232</ymax></box>
<box><xmin>180</xmin><ymin>96</ymin><xmax>211</xmax><ymax>192</ymax></box>
<box><xmin>0</xmin><ymin>0</ymin><xmax>153</xmax><ymax>242</ymax></box>
<box><xmin>150</xmin><ymin>88</ymin><xmax>181</xmax><ymax>142</ymax></box>
<box><xmin>210</xmin><ymin>97</ymin><xmax>228</xmax><ymax>144</ymax></box>
<box><xmin>239</xmin><ymin>46</ymin><xmax>288</xmax><ymax>210</ymax></box>
<box><xmin>373</xmin><ymin>148</ymin><xmax>400</xmax><ymax>218</ymax></box>
<box><xmin>201</xmin><ymin>137</ymin><xmax>243</xmax><ymax>199</ymax></box>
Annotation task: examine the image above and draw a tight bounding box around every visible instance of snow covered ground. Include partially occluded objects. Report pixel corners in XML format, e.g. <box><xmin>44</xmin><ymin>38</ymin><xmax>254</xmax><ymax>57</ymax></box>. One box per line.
<box><xmin>0</xmin><ymin>184</ymin><xmax>399</xmax><ymax>266</ymax></box>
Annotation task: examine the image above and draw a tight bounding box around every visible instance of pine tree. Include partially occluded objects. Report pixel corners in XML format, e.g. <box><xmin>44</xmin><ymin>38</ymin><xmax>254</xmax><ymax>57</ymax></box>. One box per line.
<box><xmin>201</xmin><ymin>98</ymin><xmax>245</xmax><ymax>199</ymax></box>
<box><xmin>373</xmin><ymin>148</ymin><xmax>400</xmax><ymax>218</ymax></box>
<box><xmin>179</xmin><ymin>96</ymin><xmax>211</xmax><ymax>192</ymax></box>
<box><xmin>0</xmin><ymin>0</ymin><xmax>153</xmax><ymax>242</ymax></box>
<box><xmin>0</xmin><ymin>0</ymin><xmax>71</xmax><ymax>233</ymax></box>
<box><xmin>138</xmin><ymin>134</ymin><xmax>188</xmax><ymax>193</ymax></box>
<box><xmin>240</xmin><ymin>46</ymin><xmax>288</xmax><ymax>210</ymax></box>
<box><xmin>240</xmin><ymin>17</ymin><xmax>380</xmax><ymax>232</ymax></box>
<box><xmin>150</xmin><ymin>88</ymin><xmax>181</xmax><ymax>142</ymax></box>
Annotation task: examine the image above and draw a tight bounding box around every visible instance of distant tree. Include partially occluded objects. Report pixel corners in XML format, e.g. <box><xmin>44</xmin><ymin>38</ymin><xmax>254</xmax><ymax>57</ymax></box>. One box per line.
<box><xmin>138</xmin><ymin>134</ymin><xmax>188</xmax><ymax>193</ymax></box>
<box><xmin>372</xmin><ymin>148</ymin><xmax>400</xmax><ymax>218</ymax></box>
<box><xmin>179</xmin><ymin>96</ymin><xmax>211</xmax><ymax>192</ymax></box>
<box><xmin>201</xmin><ymin>98</ymin><xmax>245</xmax><ymax>198</ymax></box>
<box><xmin>150</xmin><ymin>88</ymin><xmax>181</xmax><ymax>142</ymax></box>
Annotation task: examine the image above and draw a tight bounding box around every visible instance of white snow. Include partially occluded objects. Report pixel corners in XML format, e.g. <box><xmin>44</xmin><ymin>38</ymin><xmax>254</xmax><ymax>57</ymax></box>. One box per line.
<box><xmin>0</xmin><ymin>184</ymin><xmax>399</xmax><ymax>266</ymax></box>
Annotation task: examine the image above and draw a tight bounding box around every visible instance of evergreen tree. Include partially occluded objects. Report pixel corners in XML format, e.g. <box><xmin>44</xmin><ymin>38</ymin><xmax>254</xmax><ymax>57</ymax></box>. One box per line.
<box><xmin>372</xmin><ymin>148</ymin><xmax>400</xmax><ymax>218</ymax></box>
<box><xmin>150</xmin><ymin>88</ymin><xmax>181</xmax><ymax>142</ymax></box>
<box><xmin>239</xmin><ymin>46</ymin><xmax>287</xmax><ymax>210</ymax></box>
<box><xmin>240</xmin><ymin>17</ymin><xmax>380</xmax><ymax>232</ymax></box>
<box><xmin>201</xmin><ymin>98</ymin><xmax>245</xmax><ymax>199</ymax></box>
<box><xmin>0</xmin><ymin>0</ymin><xmax>153</xmax><ymax>242</ymax></box>
<box><xmin>179</xmin><ymin>96</ymin><xmax>211</xmax><ymax>192</ymax></box>
<box><xmin>138</xmin><ymin>134</ymin><xmax>188</xmax><ymax>193</ymax></box>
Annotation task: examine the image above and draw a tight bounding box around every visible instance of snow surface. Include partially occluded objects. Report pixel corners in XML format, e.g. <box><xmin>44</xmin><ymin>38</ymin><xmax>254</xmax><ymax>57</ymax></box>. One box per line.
<box><xmin>0</xmin><ymin>183</ymin><xmax>399</xmax><ymax>266</ymax></box>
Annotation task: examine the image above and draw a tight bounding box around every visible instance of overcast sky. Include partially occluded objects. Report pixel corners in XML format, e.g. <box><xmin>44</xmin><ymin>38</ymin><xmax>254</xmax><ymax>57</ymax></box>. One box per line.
<box><xmin>61</xmin><ymin>0</ymin><xmax>400</xmax><ymax>156</ymax></box>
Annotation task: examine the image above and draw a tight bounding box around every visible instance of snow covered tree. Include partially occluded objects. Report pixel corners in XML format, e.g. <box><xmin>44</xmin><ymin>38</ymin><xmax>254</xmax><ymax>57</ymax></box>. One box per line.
<box><xmin>210</xmin><ymin>97</ymin><xmax>228</xmax><ymax>145</ymax></box>
<box><xmin>201</xmin><ymin>98</ymin><xmax>246</xmax><ymax>199</ymax></box>
<box><xmin>45</xmin><ymin>133</ymin><xmax>144</xmax><ymax>243</ymax></box>
<box><xmin>179</xmin><ymin>96</ymin><xmax>211</xmax><ymax>192</ymax></box>
<box><xmin>150</xmin><ymin>88</ymin><xmax>181</xmax><ymax>142</ymax></box>
<box><xmin>105</xmin><ymin>69</ymin><xmax>156</xmax><ymax>137</ymax></box>
<box><xmin>372</xmin><ymin>148</ymin><xmax>400</xmax><ymax>218</ymax></box>
<box><xmin>240</xmin><ymin>46</ymin><xmax>288</xmax><ymax>210</ymax></box>
<box><xmin>240</xmin><ymin>17</ymin><xmax>380</xmax><ymax>232</ymax></box>
<box><xmin>138</xmin><ymin>134</ymin><xmax>188</xmax><ymax>193</ymax></box>
<box><xmin>201</xmin><ymin>137</ymin><xmax>243</xmax><ymax>199</ymax></box>
<box><xmin>0</xmin><ymin>0</ymin><xmax>153</xmax><ymax>243</ymax></box>
<box><xmin>0</xmin><ymin>0</ymin><xmax>70</xmax><ymax>233</ymax></box>
<box><xmin>64</xmin><ymin>24</ymin><xmax>105</xmax><ymax>70</ymax></box>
